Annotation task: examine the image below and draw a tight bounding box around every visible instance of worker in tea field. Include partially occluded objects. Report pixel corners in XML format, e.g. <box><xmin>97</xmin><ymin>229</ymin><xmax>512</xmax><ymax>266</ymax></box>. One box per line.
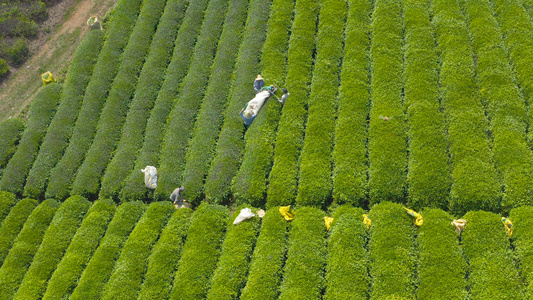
<box><xmin>279</xmin><ymin>88</ymin><xmax>289</xmax><ymax>105</ymax></box>
<box><xmin>254</xmin><ymin>74</ymin><xmax>265</xmax><ymax>92</ymax></box>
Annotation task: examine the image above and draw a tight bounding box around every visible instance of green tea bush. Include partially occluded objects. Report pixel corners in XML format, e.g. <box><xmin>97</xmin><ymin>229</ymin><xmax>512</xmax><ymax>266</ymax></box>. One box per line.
<box><xmin>368</xmin><ymin>201</ymin><xmax>416</xmax><ymax>299</ymax></box>
<box><xmin>101</xmin><ymin>201</ymin><xmax>174</xmax><ymax>300</ymax></box>
<box><xmin>23</xmin><ymin>30</ymin><xmax>104</xmax><ymax>199</ymax></box>
<box><xmin>0</xmin><ymin>198</ymin><xmax>37</xmax><ymax>268</ymax></box>
<box><xmin>207</xmin><ymin>205</ymin><xmax>261</xmax><ymax>299</ymax></box>
<box><xmin>490</xmin><ymin>0</ymin><xmax>533</xmax><ymax>148</ymax></box>
<box><xmin>0</xmin><ymin>58</ymin><xmax>8</xmax><ymax>78</ymax></box>
<box><xmin>169</xmin><ymin>203</ymin><xmax>229</xmax><ymax>300</ymax></box>
<box><xmin>240</xmin><ymin>208</ymin><xmax>289</xmax><ymax>300</ymax></box>
<box><xmin>13</xmin><ymin>195</ymin><xmax>91</xmax><ymax>300</ymax></box>
<box><xmin>45</xmin><ymin>0</ymin><xmax>144</xmax><ymax>200</ymax></box>
<box><xmin>416</xmin><ymin>209</ymin><xmax>467</xmax><ymax>299</ymax></box>
<box><xmin>71</xmin><ymin>0</ymin><xmax>168</xmax><ymax>199</ymax></box>
<box><xmin>509</xmin><ymin>206</ymin><xmax>533</xmax><ymax>297</ymax></box>
<box><xmin>430</xmin><ymin>0</ymin><xmax>500</xmax><ymax>214</ymax></box>
<box><xmin>8</xmin><ymin>39</ymin><xmax>29</xmax><ymax>65</ymax></box>
<box><xmin>119</xmin><ymin>0</ymin><xmax>209</xmax><ymax>202</ymax></box>
<box><xmin>99</xmin><ymin>0</ymin><xmax>188</xmax><ymax>200</ymax></box>
<box><xmin>0</xmin><ymin>118</ymin><xmax>24</xmax><ymax>170</ymax></box>
<box><xmin>42</xmin><ymin>199</ymin><xmax>116</xmax><ymax>300</ymax></box>
<box><xmin>69</xmin><ymin>201</ymin><xmax>145</xmax><ymax>300</ymax></box>
<box><xmin>138</xmin><ymin>208</ymin><xmax>192</xmax><ymax>300</ymax></box>
<box><xmin>181</xmin><ymin>0</ymin><xmax>251</xmax><ymax>204</ymax></box>
<box><xmin>203</xmin><ymin>0</ymin><xmax>270</xmax><ymax>204</ymax></box>
<box><xmin>278</xmin><ymin>206</ymin><xmax>326</xmax><ymax>300</ymax></box>
<box><xmin>367</xmin><ymin>0</ymin><xmax>407</xmax><ymax>205</ymax></box>
<box><xmin>324</xmin><ymin>205</ymin><xmax>368</xmax><ymax>300</ymax></box>
<box><xmin>0</xmin><ymin>191</ymin><xmax>16</xmax><ymax>223</ymax></box>
<box><xmin>154</xmin><ymin>0</ymin><xmax>230</xmax><ymax>201</ymax></box>
<box><xmin>461</xmin><ymin>211</ymin><xmax>523</xmax><ymax>299</ymax></box>
<box><xmin>0</xmin><ymin>199</ymin><xmax>59</xmax><ymax>300</ymax></box>
<box><xmin>265</xmin><ymin>0</ymin><xmax>316</xmax><ymax>208</ymax></box>
<box><xmin>231</xmin><ymin>0</ymin><xmax>293</xmax><ymax>207</ymax></box>
<box><xmin>331</xmin><ymin>0</ymin><xmax>371</xmax><ymax>206</ymax></box>
<box><xmin>0</xmin><ymin>83</ymin><xmax>62</xmax><ymax>197</ymax></box>
<box><xmin>461</xmin><ymin>0</ymin><xmax>533</xmax><ymax>211</ymax></box>
<box><xmin>404</xmin><ymin>0</ymin><xmax>450</xmax><ymax>209</ymax></box>
<box><xmin>295</xmin><ymin>0</ymin><xmax>345</xmax><ymax>207</ymax></box>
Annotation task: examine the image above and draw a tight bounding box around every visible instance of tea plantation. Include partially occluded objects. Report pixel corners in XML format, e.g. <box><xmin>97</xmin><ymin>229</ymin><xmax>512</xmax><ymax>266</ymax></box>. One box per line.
<box><xmin>0</xmin><ymin>0</ymin><xmax>532</xmax><ymax>298</ymax></box>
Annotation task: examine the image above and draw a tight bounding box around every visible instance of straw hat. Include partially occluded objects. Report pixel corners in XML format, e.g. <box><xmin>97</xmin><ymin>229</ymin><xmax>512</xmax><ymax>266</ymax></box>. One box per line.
<box><xmin>256</xmin><ymin>74</ymin><xmax>263</xmax><ymax>80</ymax></box>
<box><xmin>244</xmin><ymin>110</ymin><xmax>253</xmax><ymax>119</ymax></box>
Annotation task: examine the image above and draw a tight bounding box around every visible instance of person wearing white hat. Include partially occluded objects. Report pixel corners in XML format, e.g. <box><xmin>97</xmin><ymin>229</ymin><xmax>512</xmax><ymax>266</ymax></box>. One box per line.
<box><xmin>254</xmin><ymin>74</ymin><xmax>265</xmax><ymax>93</ymax></box>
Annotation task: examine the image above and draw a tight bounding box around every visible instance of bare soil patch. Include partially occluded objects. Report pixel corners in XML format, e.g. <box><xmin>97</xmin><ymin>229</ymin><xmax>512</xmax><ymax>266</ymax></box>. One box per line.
<box><xmin>0</xmin><ymin>0</ymin><xmax>117</xmax><ymax>121</ymax></box>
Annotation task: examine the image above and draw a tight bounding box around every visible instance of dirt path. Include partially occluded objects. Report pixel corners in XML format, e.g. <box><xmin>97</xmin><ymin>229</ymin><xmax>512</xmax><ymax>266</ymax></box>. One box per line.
<box><xmin>0</xmin><ymin>0</ymin><xmax>118</xmax><ymax>121</ymax></box>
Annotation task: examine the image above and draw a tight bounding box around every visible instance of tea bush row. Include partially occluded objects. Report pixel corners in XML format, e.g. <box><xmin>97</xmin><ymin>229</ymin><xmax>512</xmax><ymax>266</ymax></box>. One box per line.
<box><xmin>42</xmin><ymin>199</ymin><xmax>116</xmax><ymax>300</ymax></box>
<box><xmin>0</xmin><ymin>84</ymin><xmax>62</xmax><ymax>196</ymax></box>
<box><xmin>0</xmin><ymin>118</ymin><xmax>25</xmax><ymax>171</ymax></box>
<box><xmin>45</xmin><ymin>0</ymin><xmax>144</xmax><ymax>200</ymax></box>
<box><xmin>71</xmin><ymin>0</ymin><xmax>168</xmax><ymax>199</ymax></box>
<box><xmin>98</xmin><ymin>0</ymin><xmax>188</xmax><ymax>200</ymax></box>
<box><xmin>510</xmin><ymin>206</ymin><xmax>533</xmax><ymax>298</ymax></box>
<box><xmin>0</xmin><ymin>198</ymin><xmax>37</xmax><ymax>268</ymax></box>
<box><xmin>69</xmin><ymin>201</ymin><xmax>145</xmax><ymax>300</ymax></box>
<box><xmin>23</xmin><ymin>30</ymin><xmax>104</xmax><ymax>199</ymax></box>
<box><xmin>203</xmin><ymin>0</ymin><xmax>270</xmax><ymax>203</ymax></box>
<box><xmin>154</xmin><ymin>0</ymin><xmax>230</xmax><ymax>201</ymax></box>
<box><xmin>331</xmin><ymin>0</ymin><xmax>371</xmax><ymax>206</ymax></box>
<box><xmin>231</xmin><ymin>0</ymin><xmax>292</xmax><ymax>207</ymax></box>
<box><xmin>119</xmin><ymin>0</ymin><xmax>209</xmax><ymax>202</ymax></box>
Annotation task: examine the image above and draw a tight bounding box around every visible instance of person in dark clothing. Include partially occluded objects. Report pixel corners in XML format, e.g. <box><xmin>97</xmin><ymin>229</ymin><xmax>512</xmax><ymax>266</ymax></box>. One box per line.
<box><xmin>254</xmin><ymin>74</ymin><xmax>265</xmax><ymax>93</ymax></box>
<box><xmin>170</xmin><ymin>186</ymin><xmax>185</xmax><ymax>204</ymax></box>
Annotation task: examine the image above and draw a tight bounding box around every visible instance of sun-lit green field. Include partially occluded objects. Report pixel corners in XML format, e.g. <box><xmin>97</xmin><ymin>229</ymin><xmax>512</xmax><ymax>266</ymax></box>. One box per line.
<box><xmin>0</xmin><ymin>0</ymin><xmax>533</xmax><ymax>297</ymax></box>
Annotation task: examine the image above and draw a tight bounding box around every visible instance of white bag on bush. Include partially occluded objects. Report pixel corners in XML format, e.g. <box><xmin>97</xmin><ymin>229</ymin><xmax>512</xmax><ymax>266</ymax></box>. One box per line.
<box><xmin>233</xmin><ymin>208</ymin><xmax>255</xmax><ymax>225</ymax></box>
<box><xmin>141</xmin><ymin>166</ymin><xmax>158</xmax><ymax>189</ymax></box>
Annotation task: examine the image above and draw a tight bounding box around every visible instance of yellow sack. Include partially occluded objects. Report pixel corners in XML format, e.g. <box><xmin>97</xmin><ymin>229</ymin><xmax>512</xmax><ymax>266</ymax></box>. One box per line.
<box><xmin>363</xmin><ymin>214</ymin><xmax>372</xmax><ymax>229</ymax></box>
<box><xmin>324</xmin><ymin>217</ymin><xmax>334</xmax><ymax>230</ymax></box>
<box><xmin>41</xmin><ymin>71</ymin><xmax>56</xmax><ymax>85</ymax></box>
<box><xmin>501</xmin><ymin>217</ymin><xmax>513</xmax><ymax>237</ymax></box>
<box><xmin>404</xmin><ymin>207</ymin><xmax>423</xmax><ymax>226</ymax></box>
<box><xmin>279</xmin><ymin>205</ymin><xmax>294</xmax><ymax>221</ymax></box>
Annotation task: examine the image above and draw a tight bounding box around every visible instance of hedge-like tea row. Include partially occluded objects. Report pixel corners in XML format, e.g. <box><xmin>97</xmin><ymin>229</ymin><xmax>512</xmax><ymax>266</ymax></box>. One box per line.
<box><xmin>265</xmin><ymin>0</ymin><xmax>317</xmax><ymax>208</ymax></box>
<box><xmin>23</xmin><ymin>30</ymin><xmax>104</xmax><ymax>200</ymax></box>
<box><xmin>69</xmin><ymin>201</ymin><xmax>146</xmax><ymax>300</ymax></box>
<box><xmin>403</xmin><ymin>0</ymin><xmax>449</xmax><ymax>209</ymax></box>
<box><xmin>278</xmin><ymin>207</ymin><xmax>326</xmax><ymax>300</ymax></box>
<box><xmin>0</xmin><ymin>191</ymin><xmax>16</xmax><ymax>224</ymax></box>
<box><xmin>368</xmin><ymin>201</ymin><xmax>416</xmax><ymax>299</ymax></box>
<box><xmin>240</xmin><ymin>209</ymin><xmax>289</xmax><ymax>300</ymax></box>
<box><xmin>169</xmin><ymin>203</ymin><xmax>229</xmax><ymax>300</ymax></box>
<box><xmin>430</xmin><ymin>0</ymin><xmax>500</xmax><ymax>214</ymax></box>
<box><xmin>491</xmin><ymin>0</ymin><xmax>533</xmax><ymax>148</ymax></box>
<box><xmin>331</xmin><ymin>0</ymin><xmax>371</xmax><ymax>206</ymax></box>
<box><xmin>154</xmin><ymin>0</ymin><xmax>230</xmax><ymax>201</ymax></box>
<box><xmin>203</xmin><ymin>0</ymin><xmax>271</xmax><ymax>204</ymax></box>
<box><xmin>181</xmin><ymin>0</ymin><xmax>254</xmax><ymax>204</ymax></box>
<box><xmin>0</xmin><ymin>198</ymin><xmax>37</xmax><ymax>268</ymax></box>
<box><xmin>295</xmin><ymin>0</ymin><xmax>345</xmax><ymax>207</ymax></box>
<box><xmin>0</xmin><ymin>199</ymin><xmax>59</xmax><ymax>300</ymax></box>
<box><xmin>231</xmin><ymin>0</ymin><xmax>293</xmax><ymax>207</ymax></box>
<box><xmin>70</xmin><ymin>0</ymin><xmax>168</xmax><ymax>199</ymax></box>
<box><xmin>42</xmin><ymin>198</ymin><xmax>116</xmax><ymax>300</ymax></box>
<box><xmin>207</xmin><ymin>206</ymin><xmax>261</xmax><ymax>299</ymax></box>
<box><xmin>13</xmin><ymin>196</ymin><xmax>91</xmax><ymax>300</ymax></box>
<box><xmin>119</xmin><ymin>0</ymin><xmax>209</xmax><ymax>202</ymax></box>
<box><xmin>101</xmin><ymin>202</ymin><xmax>174</xmax><ymax>300</ymax></box>
<box><xmin>98</xmin><ymin>0</ymin><xmax>188</xmax><ymax>200</ymax></box>
<box><xmin>45</xmin><ymin>0</ymin><xmax>144</xmax><ymax>200</ymax></box>
<box><xmin>461</xmin><ymin>211</ymin><xmax>523</xmax><ymax>299</ymax></box>
<box><xmin>0</xmin><ymin>118</ymin><xmax>25</xmax><ymax>170</ymax></box>
<box><xmin>0</xmin><ymin>84</ymin><xmax>62</xmax><ymax>197</ymax></box>
<box><xmin>138</xmin><ymin>208</ymin><xmax>192</xmax><ymax>300</ymax></box>
<box><xmin>324</xmin><ymin>205</ymin><xmax>368</xmax><ymax>300</ymax></box>
<box><xmin>510</xmin><ymin>206</ymin><xmax>533</xmax><ymax>297</ymax></box>
<box><xmin>417</xmin><ymin>209</ymin><xmax>467</xmax><ymax>299</ymax></box>
<box><xmin>461</xmin><ymin>0</ymin><xmax>533</xmax><ymax>211</ymax></box>
<box><xmin>367</xmin><ymin>0</ymin><xmax>407</xmax><ymax>205</ymax></box>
